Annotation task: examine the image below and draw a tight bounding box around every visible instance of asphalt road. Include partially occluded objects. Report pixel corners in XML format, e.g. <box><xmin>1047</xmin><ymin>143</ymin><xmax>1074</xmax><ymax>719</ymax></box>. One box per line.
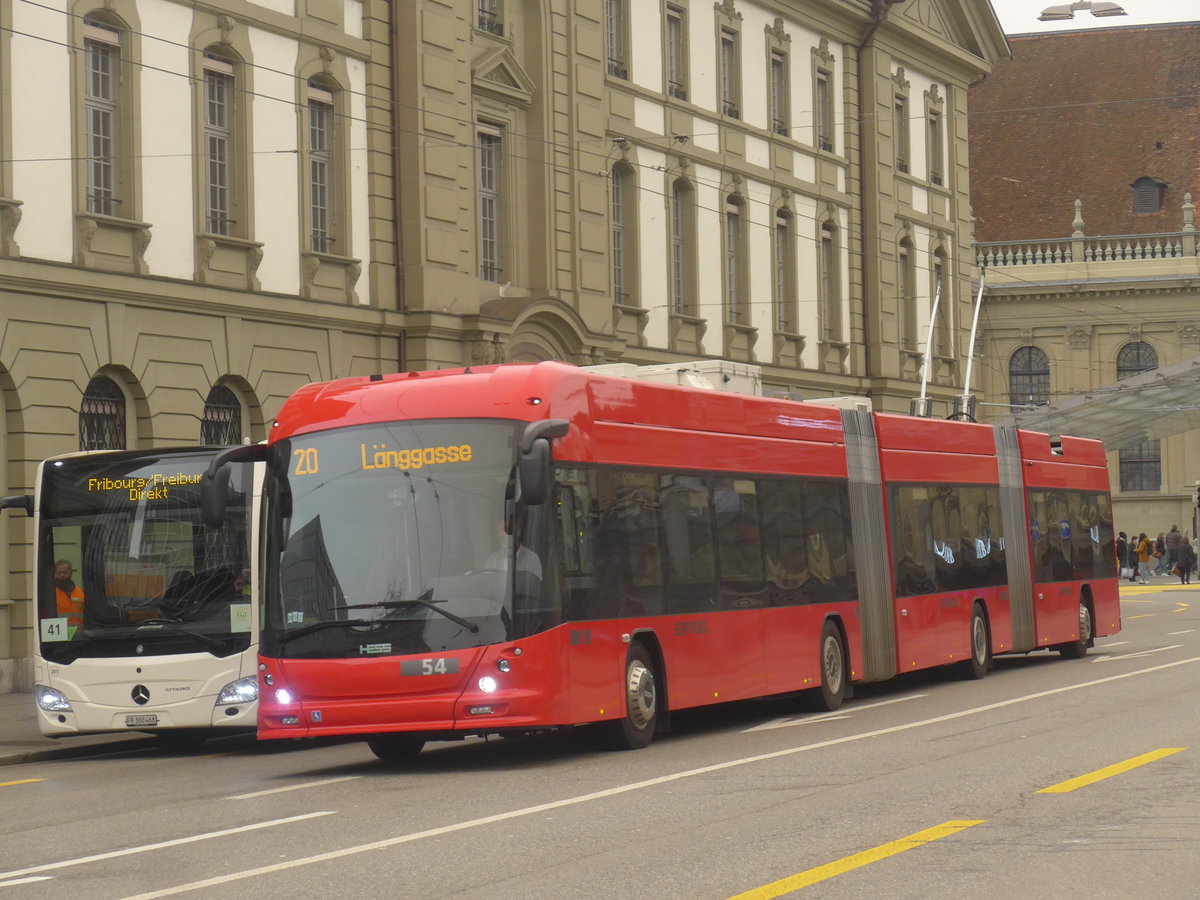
<box><xmin>2</xmin><ymin>585</ymin><xmax>1196</xmax><ymax>899</ymax></box>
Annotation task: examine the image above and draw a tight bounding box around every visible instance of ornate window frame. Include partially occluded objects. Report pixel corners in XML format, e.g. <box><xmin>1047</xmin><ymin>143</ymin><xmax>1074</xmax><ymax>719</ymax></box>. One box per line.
<box><xmin>893</xmin><ymin>67</ymin><xmax>910</xmax><ymax>175</ymax></box>
<box><xmin>715</xmin><ymin>1</ymin><xmax>742</xmax><ymax>120</ymax></box>
<box><xmin>765</xmin><ymin>18</ymin><xmax>790</xmax><ymax>138</ymax></box>
<box><xmin>924</xmin><ymin>84</ymin><xmax>945</xmax><ymax>187</ymax></box>
<box><xmin>811</xmin><ymin>38</ymin><xmax>836</xmax><ymax>153</ymax></box>
<box><xmin>296</xmin><ymin>47</ymin><xmax>360</xmax><ymax>303</ymax></box>
<box><xmin>663</xmin><ymin>2</ymin><xmax>689</xmax><ymax>101</ymax></box>
<box><xmin>71</xmin><ymin>3</ymin><xmax>150</xmax><ymax>273</ymax></box>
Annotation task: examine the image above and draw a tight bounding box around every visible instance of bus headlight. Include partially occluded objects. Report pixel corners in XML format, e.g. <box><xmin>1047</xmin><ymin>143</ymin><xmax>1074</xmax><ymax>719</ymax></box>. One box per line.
<box><xmin>275</xmin><ymin>688</ymin><xmax>295</xmax><ymax>705</ymax></box>
<box><xmin>477</xmin><ymin>676</ymin><xmax>498</xmax><ymax>693</ymax></box>
<box><xmin>216</xmin><ymin>676</ymin><xmax>259</xmax><ymax>706</ymax></box>
<box><xmin>36</xmin><ymin>686</ymin><xmax>72</xmax><ymax>712</ymax></box>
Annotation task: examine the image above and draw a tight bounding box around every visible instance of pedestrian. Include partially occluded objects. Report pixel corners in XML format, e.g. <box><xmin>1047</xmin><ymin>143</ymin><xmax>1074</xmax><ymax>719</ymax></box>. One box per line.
<box><xmin>1135</xmin><ymin>532</ymin><xmax>1153</xmax><ymax>584</ymax></box>
<box><xmin>1116</xmin><ymin>531</ymin><xmax>1129</xmax><ymax>578</ymax></box>
<box><xmin>1152</xmin><ymin>532</ymin><xmax>1167</xmax><ymax>575</ymax></box>
<box><xmin>1165</xmin><ymin>524</ymin><xmax>1182</xmax><ymax>574</ymax></box>
<box><xmin>1176</xmin><ymin>537</ymin><xmax>1195</xmax><ymax>585</ymax></box>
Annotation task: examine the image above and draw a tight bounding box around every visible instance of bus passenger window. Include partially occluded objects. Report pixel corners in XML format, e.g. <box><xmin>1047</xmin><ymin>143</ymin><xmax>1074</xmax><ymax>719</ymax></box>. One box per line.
<box><xmin>714</xmin><ymin>478</ymin><xmax>764</xmax><ymax>607</ymax></box>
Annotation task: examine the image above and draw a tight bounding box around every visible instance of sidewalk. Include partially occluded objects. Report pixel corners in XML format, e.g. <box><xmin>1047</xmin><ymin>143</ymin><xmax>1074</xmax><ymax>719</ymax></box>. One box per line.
<box><xmin>0</xmin><ymin>692</ymin><xmax>154</xmax><ymax>767</ymax></box>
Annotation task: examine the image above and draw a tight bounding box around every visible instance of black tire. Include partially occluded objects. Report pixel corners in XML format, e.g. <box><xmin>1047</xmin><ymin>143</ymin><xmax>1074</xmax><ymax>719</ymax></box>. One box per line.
<box><xmin>813</xmin><ymin>620</ymin><xmax>847</xmax><ymax>711</ymax></box>
<box><xmin>366</xmin><ymin>734</ymin><xmax>425</xmax><ymax>761</ymax></box>
<box><xmin>1059</xmin><ymin>599</ymin><xmax>1093</xmax><ymax>659</ymax></box>
<box><xmin>601</xmin><ymin>642</ymin><xmax>658</xmax><ymax>750</ymax></box>
<box><xmin>957</xmin><ymin>604</ymin><xmax>990</xmax><ymax>680</ymax></box>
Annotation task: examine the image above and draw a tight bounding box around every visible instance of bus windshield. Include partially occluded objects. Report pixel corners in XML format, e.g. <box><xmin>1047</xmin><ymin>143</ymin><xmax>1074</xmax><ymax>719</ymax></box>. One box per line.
<box><xmin>262</xmin><ymin>419</ymin><xmax>554</xmax><ymax>659</ymax></box>
<box><xmin>37</xmin><ymin>451</ymin><xmax>254</xmax><ymax>664</ymax></box>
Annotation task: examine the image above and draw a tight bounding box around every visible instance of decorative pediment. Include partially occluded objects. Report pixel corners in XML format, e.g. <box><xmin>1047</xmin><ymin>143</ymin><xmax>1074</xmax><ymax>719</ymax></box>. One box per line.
<box><xmin>895</xmin><ymin>0</ymin><xmax>1001</xmax><ymax>62</ymax></box>
<box><xmin>472</xmin><ymin>46</ymin><xmax>535</xmax><ymax>108</ymax></box>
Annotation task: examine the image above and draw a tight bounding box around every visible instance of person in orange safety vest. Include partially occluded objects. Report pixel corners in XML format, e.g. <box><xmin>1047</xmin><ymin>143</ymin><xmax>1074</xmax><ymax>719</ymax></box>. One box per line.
<box><xmin>54</xmin><ymin>559</ymin><xmax>85</xmax><ymax>628</ymax></box>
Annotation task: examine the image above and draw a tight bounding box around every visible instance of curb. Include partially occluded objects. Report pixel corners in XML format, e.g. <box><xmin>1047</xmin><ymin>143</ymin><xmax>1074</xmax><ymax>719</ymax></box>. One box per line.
<box><xmin>0</xmin><ymin>736</ymin><xmax>157</xmax><ymax>767</ymax></box>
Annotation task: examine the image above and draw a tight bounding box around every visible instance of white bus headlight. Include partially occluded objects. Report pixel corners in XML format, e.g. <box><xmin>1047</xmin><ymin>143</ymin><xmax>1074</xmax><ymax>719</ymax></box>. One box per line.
<box><xmin>477</xmin><ymin>676</ymin><xmax>498</xmax><ymax>693</ymax></box>
<box><xmin>36</xmin><ymin>686</ymin><xmax>72</xmax><ymax>712</ymax></box>
<box><xmin>274</xmin><ymin>688</ymin><xmax>295</xmax><ymax>705</ymax></box>
<box><xmin>216</xmin><ymin>676</ymin><xmax>259</xmax><ymax>706</ymax></box>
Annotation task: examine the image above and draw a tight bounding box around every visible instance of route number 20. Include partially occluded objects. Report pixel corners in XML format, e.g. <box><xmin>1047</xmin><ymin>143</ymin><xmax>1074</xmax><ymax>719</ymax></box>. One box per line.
<box><xmin>293</xmin><ymin>448</ymin><xmax>319</xmax><ymax>476</ymax></box>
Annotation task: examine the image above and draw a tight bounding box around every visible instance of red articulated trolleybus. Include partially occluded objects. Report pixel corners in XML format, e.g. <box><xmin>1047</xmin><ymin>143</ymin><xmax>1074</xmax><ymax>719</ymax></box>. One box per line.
<box><xmin>200</xmin><ymin>361</ymin><xmax>1119</xmax><ymax>759</ymax></box>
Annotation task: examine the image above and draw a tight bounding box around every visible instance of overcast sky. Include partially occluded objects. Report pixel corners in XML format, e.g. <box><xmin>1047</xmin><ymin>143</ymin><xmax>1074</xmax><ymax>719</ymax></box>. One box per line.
<box><xmin>994</xmin><ymin>0</ymin><xmax>1198</xmax><ymax>35</ymax></box>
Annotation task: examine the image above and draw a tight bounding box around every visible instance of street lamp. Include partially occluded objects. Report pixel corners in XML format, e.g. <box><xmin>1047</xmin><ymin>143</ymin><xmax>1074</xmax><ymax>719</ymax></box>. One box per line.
<box><xmin>1038</xmin><ymin>1</ymin><xmax>1127</xmax><ymax>21</ymax></box>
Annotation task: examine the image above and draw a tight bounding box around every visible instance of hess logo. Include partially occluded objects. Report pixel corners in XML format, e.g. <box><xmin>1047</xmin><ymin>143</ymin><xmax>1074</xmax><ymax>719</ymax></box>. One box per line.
<box><xmin>131</xmin><ymin>684</ymin><xmax>151</xmax><ymax>705</ymax></box>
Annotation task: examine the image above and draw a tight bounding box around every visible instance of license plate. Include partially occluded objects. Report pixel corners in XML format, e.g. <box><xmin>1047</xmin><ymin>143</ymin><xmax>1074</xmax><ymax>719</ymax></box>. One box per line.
<box><xmin>125</xmin><ymin>714</ymin><xmax>158</xmax><ymax>727</ymax></box>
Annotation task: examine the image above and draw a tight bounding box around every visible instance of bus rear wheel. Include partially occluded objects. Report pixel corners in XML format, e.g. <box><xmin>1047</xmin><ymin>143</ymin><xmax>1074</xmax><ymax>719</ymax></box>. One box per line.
<box><xmin>811</xmin><ymin>620</ymin><xmax>846</xmax><ymax>711</ymax></box>
<box><xmin>367</xmin><ymin>734</ymin><xmax>425</xmax><ymax>761</ymax></box>
<box><xmin>602</xmin><ymin>642</ymin><xmax>658</xmax><ymax>750</ymax></box>
<box><xmin>957</xmin><ymin>604</ymin><xmax>990</xmax><ymax>680</ymax></box>
<box><xmin>1058</xmin><ymin>599</ymin><xmax>1093</xmax><ymax>659</ymax></box>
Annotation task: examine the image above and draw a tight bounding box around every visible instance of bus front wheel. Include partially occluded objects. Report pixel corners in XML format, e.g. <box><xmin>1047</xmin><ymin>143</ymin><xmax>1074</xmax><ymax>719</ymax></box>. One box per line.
<box><xmin>367</xmin><ymin>734</ymin><xmax>425</xmax><ymax>761</ymax></box>
<box><xmin>603</xmin><ymin>642</ymin><xmax>658</xmax><ymax>750</ymax></box>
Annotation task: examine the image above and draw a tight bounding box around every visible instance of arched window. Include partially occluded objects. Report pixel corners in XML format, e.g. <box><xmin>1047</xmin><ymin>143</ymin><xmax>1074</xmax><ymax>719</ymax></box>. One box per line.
<box><xmin>932</xmin><ymin>248</ymin><xmax>950</xmax><ymax>358</ymax></box>
<box><xmin>898</xmin><ymin>238</ymin><xmax>916</xmax><ymax>351</ymax></box>
<box><xmin>201</xmin><ymin>384</ymin><xmax>242</xmax><ymax>445</ymax></box>
<box><xmin>610</xmin><ymin>163</ymin><xmax>638</xmax><ymax>306</ymax></box>
<box><xmin>670</xmin><ymin>178</ymin><xmax>695</xmax><ymax>315</ymax></box>
<box><xmin>1008</xmin><ymin>346</ymin><xmax>1049</xmax><ymax>407</ymax></box>
<box><xmin>773</xmin><ymin>209</ymin><xmax>795</xmax><ymax>332</ymax></box>
<box><xmin>724</xmin><ymin>196</ymin><xmax>747</xmax><ymax>323</ymax></box>
<box><xmin>201</xmin><ymin>48</ymin><xmax>242</xmax><ymax>237</ymax></box>
<box><xmin>1116</xmin><ymin>341</ymin><xmax>1160</xmax><ymax>492</ymax></box>
<box><xmin>306</xmin><ymin>77</ymin><xmax>340</xmax><ymax>253</ymax></box>
<box><xmin>1131</xmin><ymin>176</ymin><xmax>1165</xmax><ymax>215</ymax></box>
<box><xmin>82</xmin><ymin>14</ymin><xmax>127</xmax><ymax>217</ymax></box>
<box><xmin>1116</xmin><ymin>341</ymin><xmax>1157</xmax><ymax>377</ymax></box>
<box><xmin>79</xmin><ymin>376</ymin><xmax>126</xmax><ymax>450</ymax></box>
<box><xmin>819</xmin><ymin>221</ymin><xmax>839</xmax><ymax>341</ymax></box>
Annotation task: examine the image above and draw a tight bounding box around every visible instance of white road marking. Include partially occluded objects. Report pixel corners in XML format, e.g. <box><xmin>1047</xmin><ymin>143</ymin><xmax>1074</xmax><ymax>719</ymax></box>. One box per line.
<box><xmin>1100</xmin><ymin>641</ymin><xmax>1129</xmax><ymax>647</ymax></box>
<box><xmin>119</xmin><ymin>656</ymin><xmax>1200</xmax><ymax>900</ymax></box>
<box><xmin>0</xmin><ymin>812</ymin><xmax>334</xmax><ymax>881</ymax></box>
<box><xmin>1092</xmin><ymin>644</ymin><xmax>1182</xmax><ymax>663</ymax></box>
<box><xmin>742</xmin><ymin>694</ymin><xmax>928</xmax><ymax>733</ymax></box>
<box><xmin>742</xmin><ymin>714</ymin><xmax>851</xmax><ymax>732</ymax></box>
<box><xmin>1168</xmin><ymin>630</ymin><xmax>1195</xmax><ymax>636</ymax></box>
<box><xmin>227</xmin><ymin>776</ymin><xmax>361</xmax><ymax>800</ymax></box>
<box><xmin>0</xmin><ymin>877</ymin><xmax>53</xmax><ymax>887</ymax></box>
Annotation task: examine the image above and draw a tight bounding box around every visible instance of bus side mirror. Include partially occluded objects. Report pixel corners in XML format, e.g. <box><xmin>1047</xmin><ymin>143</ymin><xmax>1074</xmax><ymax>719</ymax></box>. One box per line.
<box><xmin>0</xmin><ymin>494</ymin><xmax>33</xmax><ymax>517</ymax></box>
<box><xmin>201</xmin><ymin>444</ymin><xmax>270</xmax><ymax>529</ymax></box>
<box><xmin>201</xmin><ymin>466</ymin><xmax>232</xmax><ymax>530</ymax></box>
<box><xmin>517</xmin><ymin>419</ymin><xmax>569</xmax><ymax>506</ymax></box>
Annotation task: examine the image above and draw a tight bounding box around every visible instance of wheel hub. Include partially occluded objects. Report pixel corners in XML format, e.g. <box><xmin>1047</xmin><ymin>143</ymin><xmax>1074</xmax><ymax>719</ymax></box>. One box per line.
<box><xmin>626</xmin><ymin>661</ymin><xmax>656</xmax><ymax>730</ymax></box>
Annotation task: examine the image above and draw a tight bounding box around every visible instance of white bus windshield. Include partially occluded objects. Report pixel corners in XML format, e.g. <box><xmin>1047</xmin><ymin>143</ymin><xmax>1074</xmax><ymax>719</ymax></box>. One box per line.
<box><xmin>37</xmin><ymin>450</ymin><xmax>254</xmax><ymax>664</ymax></box>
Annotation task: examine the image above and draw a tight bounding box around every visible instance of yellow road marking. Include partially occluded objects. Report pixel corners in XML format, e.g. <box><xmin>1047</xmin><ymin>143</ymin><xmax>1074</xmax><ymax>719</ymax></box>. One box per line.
<box><xmin>727</xmin><ymin>820</ymin><xmax>985</xmax><ymax>899</ymax></box>
<box><xmin>0</xmin><ymin>778</ymin><xmax>44</xmax><ymax>788</ymax></box>
<box><xmin>1125</xmin><ymin>614</ymin><xmax>1154</xmax><ymax>620</ymax></box>
<box><xmin>1038</xmin><ymin>748</ymin><xmax>1186</xmax><ymax>794</ymax></box>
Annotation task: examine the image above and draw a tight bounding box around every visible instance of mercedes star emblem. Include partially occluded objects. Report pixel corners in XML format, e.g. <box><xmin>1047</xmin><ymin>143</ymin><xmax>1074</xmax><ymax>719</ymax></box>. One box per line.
<box><xmin>131</xmin><ymin>684</ymin><xmax>151</xmax><ymax>705</ymax></box>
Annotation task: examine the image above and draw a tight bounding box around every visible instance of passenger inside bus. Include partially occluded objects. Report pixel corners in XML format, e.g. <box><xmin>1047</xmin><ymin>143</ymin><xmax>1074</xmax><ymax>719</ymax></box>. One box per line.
<box><xmin>54</xmin><ymin>559</ymin><xmax>85</xmax><ymax>629</ymax></box>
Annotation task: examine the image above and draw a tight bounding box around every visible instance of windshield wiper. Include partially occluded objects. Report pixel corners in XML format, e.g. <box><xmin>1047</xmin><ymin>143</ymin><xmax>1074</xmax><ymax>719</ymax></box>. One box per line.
<box><xmin>332</xmin><ymin>587</ymin><xmax>480</xmax><ymax>633</ymax></box>
<box><xmin>135</xmin><ymin>618</ymin><xmax>228</xmax><ymax>653</ymax></box>
<box><xmin>276</xmin><ymin>617</ymin><xmax>388</xmax><ymax>644</ymax></box>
